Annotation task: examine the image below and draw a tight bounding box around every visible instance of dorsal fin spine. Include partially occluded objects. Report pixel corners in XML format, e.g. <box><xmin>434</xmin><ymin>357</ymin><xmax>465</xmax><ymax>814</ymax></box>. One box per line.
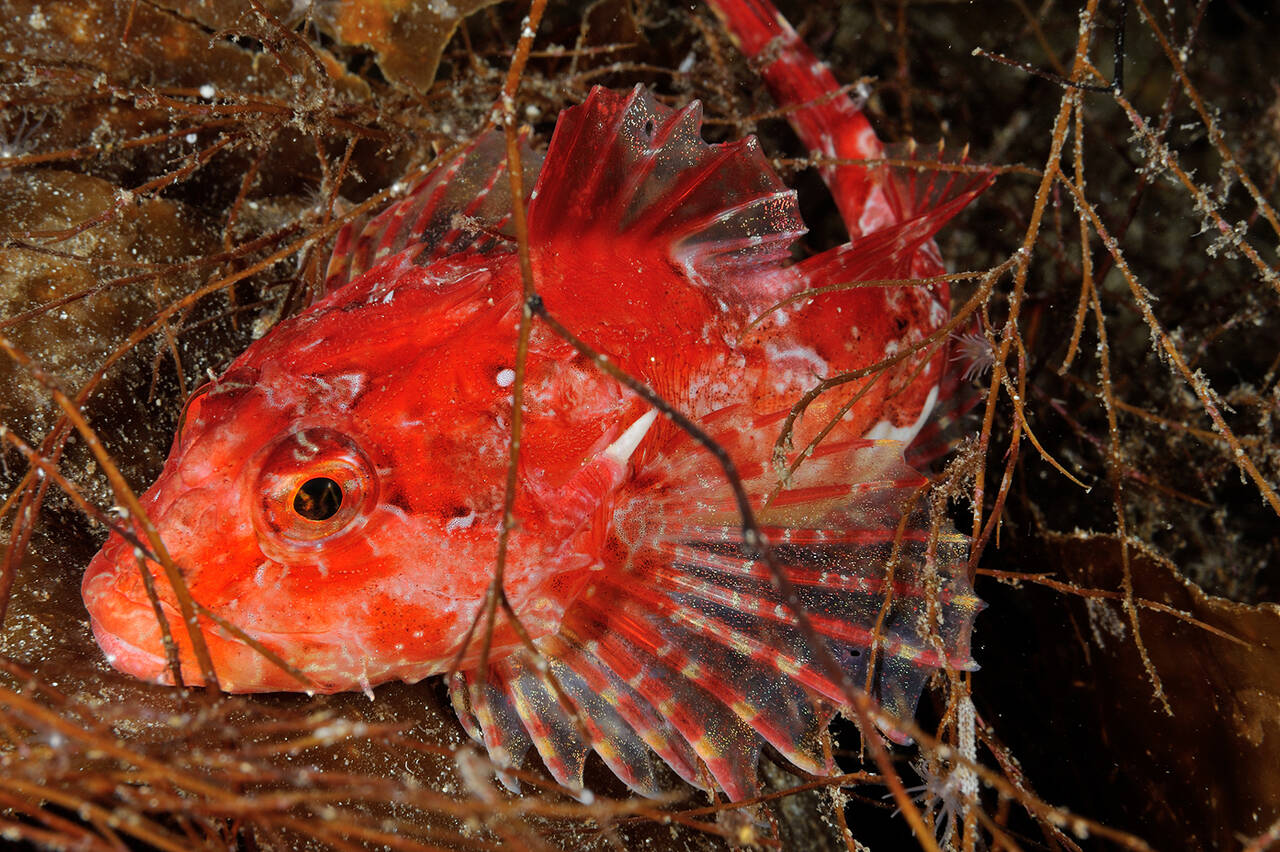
<box><xmin>527</xmin><ymin>85</ymin><xmax>806</xmax><ymax>315</ymax></box>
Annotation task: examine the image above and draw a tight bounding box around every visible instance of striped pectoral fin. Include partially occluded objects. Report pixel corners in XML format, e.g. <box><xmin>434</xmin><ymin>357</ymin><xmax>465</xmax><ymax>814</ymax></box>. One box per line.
<box><xmin>448</xmin><ymin>413</ymin><xmax>981</xmax><ymax>800</ymax></box>
<box><xmin>449</xmin><ymin>670</ymin><xmax>533</xmax><ymax>794</ymax></box>
<box><xmin>448</xmin><ymin>637</ymin><xmax>695</xmax><ymax>799</ymax></box>
<box><xmin>567</xmin><ymin>592</ymin><xmax>774</xmax><ymax>799</ymax></box>
<box><xmin>578</xmin><ymin>410</ymin><xmax>982</xmax><ymax>795</ymax></box>
<box><xmin>450</xmin><ymin>656</ymin><xmax>596</xmax><ymax>798</ymax></box>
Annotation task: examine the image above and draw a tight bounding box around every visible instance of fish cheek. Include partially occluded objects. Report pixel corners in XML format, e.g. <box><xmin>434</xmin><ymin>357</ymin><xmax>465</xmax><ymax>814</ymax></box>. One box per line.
<box><xmin>361</xmin><ymin>590</ymin><xmax>464</xmax><ymax>671</ymax></box>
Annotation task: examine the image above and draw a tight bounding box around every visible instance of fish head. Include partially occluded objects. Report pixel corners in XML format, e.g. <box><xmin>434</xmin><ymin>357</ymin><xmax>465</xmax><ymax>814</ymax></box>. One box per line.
<box><xmin>81</xmin><ymin>257</ymin><xmax>616</xmax><ymax>693</ymax></box>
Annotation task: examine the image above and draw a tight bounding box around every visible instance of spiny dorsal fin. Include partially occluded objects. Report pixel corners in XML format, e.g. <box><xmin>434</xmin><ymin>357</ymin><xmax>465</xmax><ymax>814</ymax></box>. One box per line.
<box><xmin>872</xmin><ymin>142</ymin><xmax>993</xmax><ymax>253</ymax></box>
<box><xmin>795</xmin><ymin>148</ymin><xmax>992</xmax><ymax>287</ymax></box>
<box><xmin>323</xmin><ymin>130</ymin><xmax>543</xmax><ymax>296</ymax></box>
<box><xmin>528</xmin><ymin>85</ymin><xmax>806</xmax><ymax>312</ymax></box>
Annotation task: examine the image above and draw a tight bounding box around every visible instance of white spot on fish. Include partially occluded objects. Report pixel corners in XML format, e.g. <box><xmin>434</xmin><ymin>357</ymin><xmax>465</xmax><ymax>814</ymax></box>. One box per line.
<box><xmin>331</xmin><ymin>372</ymin><xmax>365</xmax><ymax>406</ymax></box>
<box><xmin>306</xmin><ymin>372</ymin><xmax>366</xmax><ymax>411</ymax></box>
<box><xmin>445</xmin><ymin>511</ymin><xmax>476</xmax><ymax>532</ymax></box>
<box><xmin>294</xmin><ymin>430</ymin><xmax>319</xmax><ymax>459</ymax></box>
<box><xmin>764</xmin><ymin>341</ymin><xmax>828</xmax><ymax>378</ymax></box>
<box><xmin>929</xmin><ymin>299</ymin><xmax>948</xmax><ymax>328</ymax></box>
<box><xmin>863</xmin><ymin>384</ymin><xmax>940</xmax><ymax>444</ymax></box>
<box><xmin>495</xmin><ymin>368</ymin><xmax>515</xmax><ymax>387</ymax></box>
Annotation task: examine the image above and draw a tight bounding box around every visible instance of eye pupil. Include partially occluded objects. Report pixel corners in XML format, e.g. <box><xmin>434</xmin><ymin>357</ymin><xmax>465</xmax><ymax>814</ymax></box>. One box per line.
<box><xmin>293</xmin><ymin>477</ymin><xmax>343</xmax><ymax>521</ymax></box>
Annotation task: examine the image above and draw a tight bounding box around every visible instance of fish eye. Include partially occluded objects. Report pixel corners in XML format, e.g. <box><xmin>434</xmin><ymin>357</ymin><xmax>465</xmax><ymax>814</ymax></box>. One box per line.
<box><xmin>293</xmin><ymin>477</ymin><xmax>343</xmax><ymax>521</ymax></box>
<box><xmin>252</xmin><ymin>429</ymin><xmax>377</xmax><ymax>549</ymax></box>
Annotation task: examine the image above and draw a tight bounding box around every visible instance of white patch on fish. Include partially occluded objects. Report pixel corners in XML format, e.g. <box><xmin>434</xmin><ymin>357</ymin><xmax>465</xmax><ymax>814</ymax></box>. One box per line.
<box><xmin>863</xmin><ymin>384</ymin><xmax>940</xmax><ymax>444</ymax></box>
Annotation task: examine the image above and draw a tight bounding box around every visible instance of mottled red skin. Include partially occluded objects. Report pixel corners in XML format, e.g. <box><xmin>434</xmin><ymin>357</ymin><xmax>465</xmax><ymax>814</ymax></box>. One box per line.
<box><xmin>83</xmin><ymin>0</ymin><xmax>972</xmax><ymax>696</ymax></box>
<box><xmin>85</xmin><ymin>201</ymin><xmax>945</xmax><ymax>690</ymax></box>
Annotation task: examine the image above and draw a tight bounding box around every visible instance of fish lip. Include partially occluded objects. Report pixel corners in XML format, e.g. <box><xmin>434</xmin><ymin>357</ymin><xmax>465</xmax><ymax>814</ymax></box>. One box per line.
<box><xmin>89</xmin><ymin>593</ymin><xmax>336</xmax><ymax>691</ymax></box>
<box><xmin>89</xmin><ymin>611</ymin><xmax>169</xmax><ymax>681</ymax></box>
<box><xmin>108</xmin><ymin>590</ymin><xmax>335</xmax><ymax>641</ymax></box>
<box><xmin>86</xmin><ymin>564</ymin><xmax>328</xmax><ymax>686</ymax></box>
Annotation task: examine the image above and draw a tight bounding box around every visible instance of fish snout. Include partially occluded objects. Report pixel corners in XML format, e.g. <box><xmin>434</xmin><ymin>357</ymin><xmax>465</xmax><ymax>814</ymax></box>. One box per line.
<box><xmin>82</xmin><ymin>541</ymin><xmax>280</xmax><ymax>691</ymax></box>
<box><xmin>82</xmin><ymin>535</ymin><xmax>184</xmax><ymax>684</ymax></box>
<box><xmin>80</xmin><ymin>487</ymin><xmax>238</xmax><ymax>688</ymax></box>
<box><xmin>83</xmin><ymin>528</ymin><xmax>359</xmax><ymax>693</ymax></box>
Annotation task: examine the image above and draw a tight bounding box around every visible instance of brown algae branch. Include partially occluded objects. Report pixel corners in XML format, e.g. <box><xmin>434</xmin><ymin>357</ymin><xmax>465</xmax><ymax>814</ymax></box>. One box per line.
<box><xmin>1053</xmin><ymin>171</ymin><xmax>1280</xmax><ymax>518</ymax></box>
<box><xmin>446</xmin><ymin>0</ymin><xmax>549</xmax><ymax>688</ymax></box>
<box><xmin>1130</xmin><ymin>0</ymin><xmax>1280</xmax><ymax>243</ymax></box>
<box><xmin>969</xmin><ymin>0</ymin><xmax>1105</xmax><ymax>550</ymax></box>
<box><xmin>978</xmin><ymin>568</ymin><xmax>1252</xmax><ymax>649</ymax></box>
<box><xmin>1103</xmin><ymin>79</ymin><xmax>1279</xmax><ymax>295</ymax></box>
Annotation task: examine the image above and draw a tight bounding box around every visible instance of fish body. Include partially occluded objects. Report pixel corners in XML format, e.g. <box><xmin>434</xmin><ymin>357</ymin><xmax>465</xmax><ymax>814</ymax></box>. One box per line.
<box><xmin>84</xmin><ymin>0</ymin><xmax>987</xmax><ymax>799</ymax></box>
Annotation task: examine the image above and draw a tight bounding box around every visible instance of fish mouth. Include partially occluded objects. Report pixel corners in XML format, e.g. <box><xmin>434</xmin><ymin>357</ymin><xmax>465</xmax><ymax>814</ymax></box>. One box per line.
<box><xmin>83</xmin><ymin>545</ymin><xmax>295</xmax><ymax>691</ymax></box>
<box><xmin>83</xmin><ymin>541</ymin><xmax>448</xmax><ymax>694</ymax></box>
<box><xmin>86</xmin><ymin>590</ymin><xmax>334</xmax><ymax>692</ymax></box>
<box><xmin>83</xmin><ymin>548</ymin><xmax>190</xmax><ymax>685</ymax></box>
<box><xmin>84</xmin><ymin>553</ymin><xmax>376</xmax><ymax>693</ymax></box>
<box><xmin>85</xmin><ymin>585</ymin><xmax>324</xmax><ymax>692</ymax></box>
<box><xmin>88</xmin><ymin>612</ymin><xmax>170</xmax><ymax>682</ymax></box>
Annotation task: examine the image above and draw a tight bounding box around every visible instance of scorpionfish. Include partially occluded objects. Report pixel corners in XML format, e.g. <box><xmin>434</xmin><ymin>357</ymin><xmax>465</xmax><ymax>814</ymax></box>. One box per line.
<box><xmin>83</xmin><ymin>0</ymin><xmax>987</xmax><ymax>799</ymax></box>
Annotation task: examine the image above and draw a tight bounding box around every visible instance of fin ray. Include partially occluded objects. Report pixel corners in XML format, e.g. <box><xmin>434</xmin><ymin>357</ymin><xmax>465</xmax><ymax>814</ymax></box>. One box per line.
<box><xmin>324</xmin><ymin>131</ymin><xmax>542</xmax><ymax>295</ymax></box>
<box><xmin>528</xmin><ymin>85</ymin><xmax>806</xmax><ymax>313</ymax></box>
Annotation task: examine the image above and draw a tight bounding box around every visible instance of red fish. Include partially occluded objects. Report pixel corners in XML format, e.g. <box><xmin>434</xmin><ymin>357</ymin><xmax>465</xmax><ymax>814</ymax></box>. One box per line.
<box><xmin>83</xmin><ymin>0</ymin><xmax>986</xmax><ymax>799</ymax></box>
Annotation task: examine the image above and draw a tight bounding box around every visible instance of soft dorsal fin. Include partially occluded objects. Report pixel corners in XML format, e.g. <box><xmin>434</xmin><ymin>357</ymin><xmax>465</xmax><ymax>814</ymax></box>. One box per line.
<box><xmin>528</xmin><ymin>85</ymin><xmax>807</xmax><ymax>312</ymax></box>
<box><xmin>323</xmin><ymin>130</ymin><xmax>543</xmax><ymax>295</ymax></box>
<box><xmin>449</xmin><ymin>407</ymin><xmax>982</xmax><ymax>799</ymax></box>
<box><xmin>792</xmin><ymin>150</ymin><xmax>993</xmax><ymax>287</ymax></box>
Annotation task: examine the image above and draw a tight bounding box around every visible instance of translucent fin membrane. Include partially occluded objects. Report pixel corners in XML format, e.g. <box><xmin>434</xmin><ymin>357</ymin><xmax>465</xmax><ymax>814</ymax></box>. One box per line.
<box><xmin>449</xmin><ymin>671</ymin><xmax>533</xmax><ymax>793</ymax></box>
<box><xmin>794</xmin><ymin>150</ymin><xmax>992</xmax><ymax>287</ymax></box>
<box><xmin>528</xmin><ymin>85</ymin><xmax>807</xmax><ymax>313</ymax></box>
<box><xmin>324</xmin><ymin>131</ymin><xmax>543</xmax><ymax>295</ymax></box>
<box><xmin>451</xmin><ymin>409</ymin><xmax>981</xmax><ymax>799</ymax></box>
<box><xmin>448</xmin><ymin>632</ymin><xmax>705</xmax><ymax>798</ymax></box>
